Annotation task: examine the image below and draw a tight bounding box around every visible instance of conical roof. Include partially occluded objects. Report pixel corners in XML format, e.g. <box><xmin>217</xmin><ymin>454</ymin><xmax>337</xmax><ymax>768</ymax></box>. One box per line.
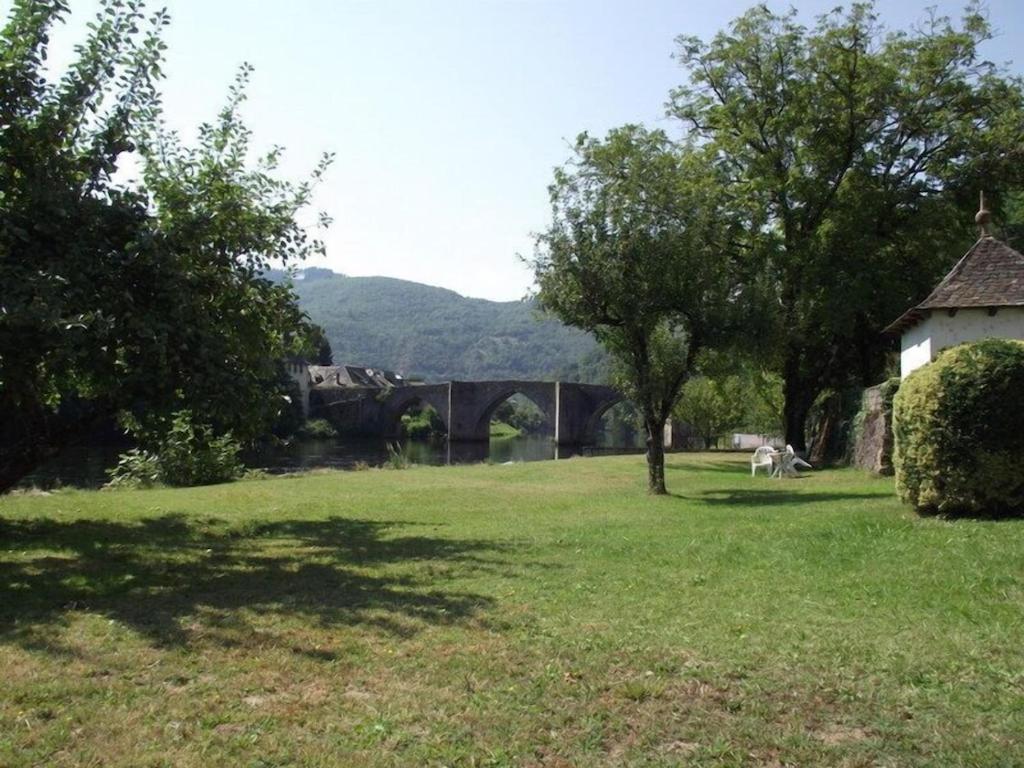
<box><xmin>885</xmin><ymin>235</ymin><xmax>1024</xmax><ymax>335</ymax></box>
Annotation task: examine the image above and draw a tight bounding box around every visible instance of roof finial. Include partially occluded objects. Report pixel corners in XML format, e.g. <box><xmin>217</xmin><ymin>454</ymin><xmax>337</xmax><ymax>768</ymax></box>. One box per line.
<box><xmin>976</xmin><ymin>190</ymin><xmax>992</xmax><ymax>237</ymax></box>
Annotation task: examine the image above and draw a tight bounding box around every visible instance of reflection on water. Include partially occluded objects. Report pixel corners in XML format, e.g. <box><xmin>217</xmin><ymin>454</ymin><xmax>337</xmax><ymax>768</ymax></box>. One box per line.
<box><xmin>18</xmin><ymin>431</ymin><xmax>645</xmax><ymax>490</ymax></box>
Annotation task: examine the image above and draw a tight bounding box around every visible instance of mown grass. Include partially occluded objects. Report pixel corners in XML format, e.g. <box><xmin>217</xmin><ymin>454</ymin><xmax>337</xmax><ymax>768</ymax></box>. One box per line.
<box><xmin>2</xmin><ymin>453</ymin><xmax>1022</xmax><ymax>767</ymax></box>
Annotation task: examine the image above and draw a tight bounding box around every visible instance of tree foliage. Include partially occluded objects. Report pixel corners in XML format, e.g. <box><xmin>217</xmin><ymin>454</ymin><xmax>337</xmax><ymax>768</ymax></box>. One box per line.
<box><xmin>106</xmin><ymin>410</ymin><xmax>244</xmax><ymax>489</ymax></box>
<box><xmin>670</xmin><ymin>2</ymin><xmax>1024</xmax><ymax>448</ymax></box>
<box><xmin>674</xmin><ymin>351</ymin><xmax>784</xmax><ymax>447</ymax></box>
<box><xmin>532</xmin><ymin>126</ymin><xmax>739</xmax><ymax>494</ymax></box>
<box><xmin>0</xmin><ymin>0</ymin><xmax>330</xmax><ymax>491</ymax></box>
<box><xmin>125</xmin><ymin>63</ymin><xmax>333</xmax><ymax>444</ymax></box>
<box><xmin>674</xmin><ymin>376</ymin><xmax>745</xmax><ymax>449</ymax></box>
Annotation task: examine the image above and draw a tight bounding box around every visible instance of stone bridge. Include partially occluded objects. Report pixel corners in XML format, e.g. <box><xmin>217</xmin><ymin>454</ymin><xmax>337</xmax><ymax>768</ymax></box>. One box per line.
<box><xmin>310</xmin><ymin>380</ymin><xmax>623</xmax><ymax>444</ymax></box>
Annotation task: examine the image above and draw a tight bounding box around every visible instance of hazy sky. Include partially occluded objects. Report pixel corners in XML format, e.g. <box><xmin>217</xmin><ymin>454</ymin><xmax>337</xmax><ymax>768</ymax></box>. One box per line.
<box><xmin>30</xmin><ymin>0</ymin><xmax>1024</xmax><ymax>300</ymax></box>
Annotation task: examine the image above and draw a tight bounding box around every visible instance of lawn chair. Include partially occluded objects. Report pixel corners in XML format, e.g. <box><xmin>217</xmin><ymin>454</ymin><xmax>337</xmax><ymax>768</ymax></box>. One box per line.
<box><xmin>773</xmin><ymin>445</ymin><xmax>812</xmax><ymax>478</ymax></box>
<box><xmin>751</xmin><ymin>446</ymin><xmax>775</xmax><ymax>476</ymax></box>
<box><xmin>787</xmin><ymin>445</ymin><xmax>812</xmax><ymax>471</ymax></box>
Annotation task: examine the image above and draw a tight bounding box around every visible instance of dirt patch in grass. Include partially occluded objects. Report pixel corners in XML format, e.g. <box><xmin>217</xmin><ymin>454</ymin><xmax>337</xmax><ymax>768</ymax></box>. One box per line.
<box><xmin>813</xmin><ymin>723</ymin><xmax>872</xmax><ymax>745</ymax></box>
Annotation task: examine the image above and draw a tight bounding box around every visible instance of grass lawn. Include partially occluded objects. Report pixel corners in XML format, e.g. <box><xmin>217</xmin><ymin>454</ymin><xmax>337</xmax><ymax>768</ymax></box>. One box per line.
<box><xmin>2</xmin><ymin>453</ymin><xmax>1023</xmax><ymax>767</ymax></box>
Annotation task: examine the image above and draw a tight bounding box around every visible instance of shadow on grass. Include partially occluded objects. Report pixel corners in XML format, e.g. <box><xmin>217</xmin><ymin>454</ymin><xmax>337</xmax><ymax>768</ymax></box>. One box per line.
<box><xmin>664</xmin><ymin>458</ymin><xmax>748</xmax><ymax>474</ymax></box>
<box><xmin>0</xmin><ymin>514</ymin><xmax>511</xmax><ymax>652</ymax></box>
<box><xmin>692</xmin><ymin>488</ymin><xmax>892</xmax><ymax>507</ymax></box>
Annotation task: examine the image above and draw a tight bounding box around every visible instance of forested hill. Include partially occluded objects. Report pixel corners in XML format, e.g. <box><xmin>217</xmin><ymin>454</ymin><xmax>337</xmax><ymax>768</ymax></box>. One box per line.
<box><xmin>269</xmin><ymin>268</ymin><xmax>607</xmax><ymax>382</ymax></box>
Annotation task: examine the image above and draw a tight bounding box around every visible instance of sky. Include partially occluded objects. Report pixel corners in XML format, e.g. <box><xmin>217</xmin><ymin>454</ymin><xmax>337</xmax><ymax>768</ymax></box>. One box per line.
<box><xmin>26</xmin><ymin>0</ymin><xmax>1024</xmax><ymax>300</ymax></box>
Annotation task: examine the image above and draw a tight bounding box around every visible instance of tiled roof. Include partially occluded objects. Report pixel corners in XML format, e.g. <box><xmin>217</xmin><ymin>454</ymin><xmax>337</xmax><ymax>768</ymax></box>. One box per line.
<box><xmin>307</xmin><ymin>364</ymin><xmax>404</xmax><ymax>389</ymax></box>
<box><xmin>885</xmin><ymin>236</ymin><xmax>1024</xmax><ymax>334</ymax></box>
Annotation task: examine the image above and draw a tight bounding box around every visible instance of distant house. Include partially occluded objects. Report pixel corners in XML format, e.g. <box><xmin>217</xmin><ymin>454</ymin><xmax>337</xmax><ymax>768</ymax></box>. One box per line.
<box><xmin>307</xmin><ymin>365</ymin><xmax>405</xmax><ymax>389</ymax></box>
<box><xmin>285</xmin><ymin>360</ymin><xmax>409</xmax><ymax>418</ymax></box>
<box><xmin>886</xmin><ymin>196</ymin><xmax>1024</xmax><ymax>379</ymax></box>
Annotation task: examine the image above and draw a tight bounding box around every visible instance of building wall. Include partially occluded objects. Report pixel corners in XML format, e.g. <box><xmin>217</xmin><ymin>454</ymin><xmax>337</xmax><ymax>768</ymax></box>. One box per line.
<box><xmin>732</xmin><ymin>433</ymin><xmax>784</xmax><ymax>450</ymax></box>
<box><xmin>900</xmin><ymin>307</ymin><xmax>1024</xmax><ymax>378</ymax></box>
<box><xmin>900</xmin><ymin>322</ymin><xmax>932</xmax><ymax>379</ymax></box>
<box><xmin>286</xmin><ymin>361</ymin><xmax>312</xmax><ymax>418</ymax></box>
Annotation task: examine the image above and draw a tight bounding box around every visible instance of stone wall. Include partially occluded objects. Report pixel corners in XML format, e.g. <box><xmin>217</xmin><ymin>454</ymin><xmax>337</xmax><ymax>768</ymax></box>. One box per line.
<box><xmin>849</xmin><ymin>380</ymin><xmax>899</xmax><ymax>475</ymax></box>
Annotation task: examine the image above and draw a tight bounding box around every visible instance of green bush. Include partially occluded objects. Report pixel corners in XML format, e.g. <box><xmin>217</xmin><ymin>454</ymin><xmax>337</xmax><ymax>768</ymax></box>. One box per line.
<box><xmin>108</xmin><ymin>411</ymin><xmax>244</xmax><ymax>488</ymax></box>
<box><xmin>297</xmin><ymin>418</ymin><xmax>338</xmax><ymax>439</ymax></box>
<box><xmin>105</xmin><ymin>448</ymin><xmax>161</xmax><ymax>489</ymax></box>
<box><xmin>893</xmin><ymin>339</ymin><xmax>1024</xmax><ymax>517</ymax></box>
<box><xmin>489</xmin><ymin>421</ymin><xmax>522</xmax><ymax>439</ymax></box>
<box><xmin>400</xmin><ymin>406</ymin><xmax>446</xmax><ymax>439</ymax></box>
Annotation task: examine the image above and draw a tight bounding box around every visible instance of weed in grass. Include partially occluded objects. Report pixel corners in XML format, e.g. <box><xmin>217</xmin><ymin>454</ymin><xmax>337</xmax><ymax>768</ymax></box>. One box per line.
<box><xmin>384</xmin><ymin>441</ymin><xmax>412</xmax><ymax>469</ymax></box>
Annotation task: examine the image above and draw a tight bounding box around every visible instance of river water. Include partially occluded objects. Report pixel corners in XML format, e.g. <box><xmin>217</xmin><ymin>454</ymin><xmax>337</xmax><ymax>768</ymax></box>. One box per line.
<box><xmin>18</xmin><ymin>432</ymin><xmax>645</xmax><ymax>490</ymax></box>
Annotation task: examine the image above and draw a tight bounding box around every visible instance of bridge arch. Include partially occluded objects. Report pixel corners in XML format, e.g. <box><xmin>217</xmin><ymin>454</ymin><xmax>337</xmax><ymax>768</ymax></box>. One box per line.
<box><xmin>584</xmin><ymin>395</ymin><xmax>630</xmax><ymax>445</ymax></box>
<box><xmin>380</xmin><ymin>384</ymin><xmax>451</xmax><ymax>439</ymax></box>
<box><xmin>447</xmin><ymin>381</ymin><xmax>556</xmax><ymax>442</ymax></box>
<box><xmin>472</xmin><ymin>387</ymin><xmax>555</xmax><ymax>439</ymax></box>
<box><xmin>314</xmin><ymin>379</ymin><xmax>624</xmax><ymax>444</ymax></box>
<box><xmin>554</xmin><ymin>383</ymin><xmax>624</xmax><ymax>445</ymax></box>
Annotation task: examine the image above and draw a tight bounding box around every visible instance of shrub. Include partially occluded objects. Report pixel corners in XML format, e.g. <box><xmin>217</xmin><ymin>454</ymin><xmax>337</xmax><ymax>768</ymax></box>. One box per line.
<box><xmin>105</xmin><ymin>449</ymin><xmax>161</xmax><ymax>489</ymax></box>
<box><xmin>489</xmin><ymin>421</ymin><xmax>522</xmax><ymax>439</ymax></box>
<box><xmin>893</xmin><ymin>339</ymin><xmax>1024</xmax><ymax>517</ymax></box>
<box><xmin>400</xmin><ymin>406</ymin><xmax>446</xmax><ymax>439</ymax></box>
<box><xmin>298</xmin><ymin>418</ymin><xmax>338</xmax><ymax>439</ymax></box>
<box><xmin>108</xmin><ymin>411</ymin><xmax>244</xmax><ymax>488</ymax></box>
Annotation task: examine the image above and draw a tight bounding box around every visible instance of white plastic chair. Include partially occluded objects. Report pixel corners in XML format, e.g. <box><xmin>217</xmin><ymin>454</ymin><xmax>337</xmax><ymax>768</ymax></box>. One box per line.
<box><xmin>751</xmin><ymin>446</ymin><xmax>775</xmax><ymax>476</ymax></box>
<box><xmin>774</xmin><ymin>445</ymin><xmax>812</xmax><ymax>478</ymax></box>
<box><xmin>788</xmin><ymin>444</ymin><xmax>812</xmax><ymax>471</ymax></box>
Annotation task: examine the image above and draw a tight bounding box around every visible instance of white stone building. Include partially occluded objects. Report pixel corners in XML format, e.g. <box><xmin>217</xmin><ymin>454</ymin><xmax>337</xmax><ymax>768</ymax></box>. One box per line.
<box><xmin>886</xmin><ymin>200</ymin><xmax>1024</xmax><ymax>379</ymax></box>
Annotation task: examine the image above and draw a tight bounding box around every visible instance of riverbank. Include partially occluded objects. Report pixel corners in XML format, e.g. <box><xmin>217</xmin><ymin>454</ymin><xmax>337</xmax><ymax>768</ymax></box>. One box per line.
<box><xmin>2</xmin><ymin>453</ymin><xmax>1022</xmax><ymax>766</ymax></box>
<box><xmin>18</xmin><ymin>431</ymin><xmax>647</xmax><ymax>489</ymax></box>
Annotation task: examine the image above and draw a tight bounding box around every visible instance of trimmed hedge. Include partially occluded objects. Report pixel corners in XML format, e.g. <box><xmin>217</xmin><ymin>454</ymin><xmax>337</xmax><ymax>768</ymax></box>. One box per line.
<box><xmin>893</xmin><ymin>339</ymin><xmax>1024</xmax><ymax>517</ymax></box>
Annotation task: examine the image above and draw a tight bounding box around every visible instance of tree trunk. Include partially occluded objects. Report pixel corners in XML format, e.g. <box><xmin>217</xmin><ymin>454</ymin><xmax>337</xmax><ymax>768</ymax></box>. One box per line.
<box><xmin>644</xmin><ymin>418</ymin><xmax>667</xmax><ymax>495</ymax></box>
<box><xmin>0</xmin><ymin>428</ymin><xmax>54</xmax><ymax>494</ymax></box>
<box><xmin>0</xmin><ymin>406</ymin><xmax>109</xmax><ymax>494</ymax></box>
<box><xmin>783</xmin><ymin>397</ymin><xmax>812</xmax><ymax>452</ymax></box>
<box><xmin>0</xmin><ymin>405</ymin><xmax>46</xmax><ymax>493</ymax></box>
<box><xmin>0</xmin><ymin>447</ymin><xmax>49</xmax><ymax>494</ymax></box>
<box><xmin>781</xmin><ymin>348</ymin><xmax>817</xmax><ymax>451</ymax></box>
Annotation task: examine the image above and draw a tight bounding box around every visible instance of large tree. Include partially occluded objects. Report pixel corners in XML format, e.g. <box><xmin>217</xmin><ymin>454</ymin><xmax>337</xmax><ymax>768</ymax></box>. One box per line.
<box><xmin>0</xmin><ymin>0</ymin><xmax>164</xmax><ymax>490</ymax></box>
<box><xmin>0</xmin><ymin>1</ymin><xmax>329</xmax><ymax>491</ymax></box>
<box><xmin>126</xmin><ymin>63</ymin><xmax>333</xmax><ymax>444</ymax></box>
<box><xmin>670</xmin><ymin>3</ymin><xmax>1024</xmax><ymax>449</ymax></box>
<box><xmin>532</xmin><ymin>126</ymin><xmax>738</xmax><ymax>494</ymax></box>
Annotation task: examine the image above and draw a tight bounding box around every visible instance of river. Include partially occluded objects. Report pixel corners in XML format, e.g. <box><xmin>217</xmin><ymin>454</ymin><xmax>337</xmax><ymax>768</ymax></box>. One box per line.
<box><xmin>17</xmin><ymin>432</ymin><xmax>645</xmax><ymax>490</ymax></box>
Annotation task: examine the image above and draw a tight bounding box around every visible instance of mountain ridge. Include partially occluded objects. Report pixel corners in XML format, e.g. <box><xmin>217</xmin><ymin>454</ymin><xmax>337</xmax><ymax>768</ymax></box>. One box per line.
<box><xmin>269</xmin><ymin>268</ymin><xmax>607</xmax><ymax>382</ymax></box>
